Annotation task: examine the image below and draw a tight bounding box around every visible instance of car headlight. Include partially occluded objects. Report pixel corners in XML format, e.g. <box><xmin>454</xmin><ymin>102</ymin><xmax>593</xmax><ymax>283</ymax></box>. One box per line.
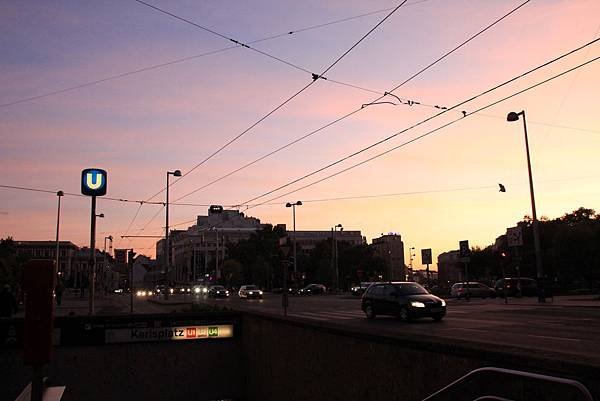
<box><xmin>136</xmin><ymin>291</ymin><xmax>142</xmax><ymax>296</ymax></box>
<box><xmin>225</xmin><ymin>290</ymin><xmax>229</xmax><ymax>294</ymax></box>
<box><xmin>202</xmin><ymin>288</ymin><xmax>208</xmax><ymax>293</ymax></box>
<box><xmin>441</xmin><ymin>300</ymin><xmax>446</xmax><ymax>307</ymax></box>
<box><xmin>259</xmin><ymin>290</ymin><xmax>263</xmax><ymax>295</ymax></box>
<box><xmin>410</xmin><ymin>301</ymin><xmax>426</xmax><ymax>308</ymax></box>
<box><xmin>169</xmin><ymin>288</ymin><xmax>174</xmax><ymax>294</ymax></box>
<box><xmin>194</xmin><ymin>287</ymin><xmax>200</xmax><ymax>294</ymax></box>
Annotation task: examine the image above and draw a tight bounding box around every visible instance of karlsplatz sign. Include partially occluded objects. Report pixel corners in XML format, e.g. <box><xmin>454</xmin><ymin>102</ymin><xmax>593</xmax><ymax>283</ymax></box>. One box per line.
<box><xmin>105</xmin><ymin>324</ymin><xmax>233</xmax><ymax>344</ymax></box>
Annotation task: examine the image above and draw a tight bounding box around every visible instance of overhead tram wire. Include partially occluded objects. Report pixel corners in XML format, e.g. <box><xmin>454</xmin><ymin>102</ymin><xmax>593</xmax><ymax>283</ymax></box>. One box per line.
<box><xmin>237</xmin><ymin>36</ymin><xmax>600</xmax><ymax>207</ymax></box>
<box><xmin>171</xmin><ymin>0</ymin><xmax>533</xmax><ymax>204</ymax></box>
<box><xmin>0</xmin><ymin>1</ymin><xmax>430</xmax><ymax>110</ymax></box>
<box><xmin>244</xmin><ymin>55</ymin><xmax>600</xmax><ymax>209</ymax></box>
<box><xmin>141</xmin><ymin>0</ymin><xmax>409</xmax><ymax>202</ymax></box>
<box><xmin>131</xmin><ymin>2</ymin><xmax>410</xmax><ymax>235</ymax></box>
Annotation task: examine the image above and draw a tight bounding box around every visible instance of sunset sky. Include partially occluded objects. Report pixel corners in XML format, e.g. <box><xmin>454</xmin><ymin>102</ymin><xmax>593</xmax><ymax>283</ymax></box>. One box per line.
<box><xmin>2</xmin><ymin>0</ymin><xmax>599</xmax><ymax>269</ymax></box>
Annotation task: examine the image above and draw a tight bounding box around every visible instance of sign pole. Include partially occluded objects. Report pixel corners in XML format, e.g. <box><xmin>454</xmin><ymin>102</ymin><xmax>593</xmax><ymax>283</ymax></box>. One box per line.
<box><xmin>89</xmin><ymin>195</ymin><xmax>96</xmax><ymax>315</ymax></box>
<box><xmin>282</xmin><ymin>262</ymin><xmax>289</xmax><ymax>317</ymax></box>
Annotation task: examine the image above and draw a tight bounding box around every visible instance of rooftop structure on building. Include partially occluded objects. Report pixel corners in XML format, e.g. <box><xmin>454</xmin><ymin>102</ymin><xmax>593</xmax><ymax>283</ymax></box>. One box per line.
<box><xmin>371</xmin><ymin>233</ymin><xmax>406</xmax><ymax>281</ymax></box>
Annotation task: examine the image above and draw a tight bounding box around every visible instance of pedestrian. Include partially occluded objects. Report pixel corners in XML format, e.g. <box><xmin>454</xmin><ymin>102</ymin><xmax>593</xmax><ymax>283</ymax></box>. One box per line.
<box><xmin>0</xmin><ymin>285</ymin><xmax>18</xmax><ymax>317</ymax></box>
<box><xmin>55</xmin><ymin>279</ymin><xmax>65</xmax><ymax>306</ymax></box>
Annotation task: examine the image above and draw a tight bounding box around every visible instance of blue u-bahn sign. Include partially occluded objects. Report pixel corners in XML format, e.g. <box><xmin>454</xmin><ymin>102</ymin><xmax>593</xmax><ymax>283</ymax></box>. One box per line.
<box><xmin>81</xmin><ymin>168</ymin><xmax>107</xmax><ymax>196</ymax></box>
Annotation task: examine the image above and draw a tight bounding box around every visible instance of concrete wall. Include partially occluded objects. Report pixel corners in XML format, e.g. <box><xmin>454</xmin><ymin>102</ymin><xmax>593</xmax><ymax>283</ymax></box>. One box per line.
<box><xmin>241</xmin><ymin>313</ymin><xmax>600</xmax><ymax>401</ymax></box>
<box><xmin>3</xmin><ymin>341</ymin><xmax>242</xmax><ymax>401</ymax></box>
<box><xmin>3</xmin><ymin>312</ymin><xmax>599</xmax><ymax>401</ymax></box>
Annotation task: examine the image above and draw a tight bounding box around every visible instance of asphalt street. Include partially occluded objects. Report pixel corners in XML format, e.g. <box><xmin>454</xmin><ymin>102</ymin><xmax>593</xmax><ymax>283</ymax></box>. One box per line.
<box><xmin>44</xmin><ymin>291</ymin><xmax>600</xmax><ymax>367</ymax></box>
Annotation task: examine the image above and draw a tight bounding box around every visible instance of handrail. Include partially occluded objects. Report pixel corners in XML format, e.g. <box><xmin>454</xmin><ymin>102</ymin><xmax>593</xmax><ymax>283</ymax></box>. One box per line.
<box><xmin>423</xmin><ymin>366</ymin><xmax>594</xmax><ymax>401</ymax></box>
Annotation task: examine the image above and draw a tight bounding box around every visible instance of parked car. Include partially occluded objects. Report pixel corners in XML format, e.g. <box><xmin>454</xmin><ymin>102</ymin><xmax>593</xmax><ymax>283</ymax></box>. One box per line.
<box><xmin>450</xmin><ymin>282</ymin><xmax>496</xmax><ymax>299</ymax></box>
<box><xmin>299</xmin><ymin>284</ymin><xmax>326</xmax><ymax>295</ymax></box>
<box><xmin>208</xmin><ymin>285</ymin><xmax>230</xmax><ymax>298</ymax></box>
<box><xmin>351</xmin><ymin>282</ymin><xmax>375</xmax><ymax>296</ymax></box>
<box><xmin>238</xmin><ymin>285</ymin><xmax>263</xmax><ymax>299</ymax></box>
<box><xmin>361</xmin><ymin>282</ymin><xmax>446</xmax><ymax>321</ymax></box>
<box><xmin>494</xmin><ymin>278</ymin><xmax>537</xmax><ymax>297</ymax></box>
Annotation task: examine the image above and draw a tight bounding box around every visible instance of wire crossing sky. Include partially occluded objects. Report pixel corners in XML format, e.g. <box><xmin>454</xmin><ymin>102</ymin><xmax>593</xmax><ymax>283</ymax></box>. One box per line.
<box><xmin>2</xmin><ymin>0</ymin><xmax>600</xmax><ymax>265</ymax></box>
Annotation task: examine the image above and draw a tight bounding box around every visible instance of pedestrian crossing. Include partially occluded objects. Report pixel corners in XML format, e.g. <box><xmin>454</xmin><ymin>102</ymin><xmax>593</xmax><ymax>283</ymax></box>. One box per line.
<box><xmin>288</xmin><ymin>308</ymin><xmax>366</xmax><ymax>321</ymax></box>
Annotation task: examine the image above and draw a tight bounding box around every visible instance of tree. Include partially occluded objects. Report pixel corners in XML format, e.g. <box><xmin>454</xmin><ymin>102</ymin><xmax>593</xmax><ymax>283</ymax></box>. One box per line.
<box><xmin>0</xmin><ymin>237</ymin><xmax>24</xmax><ymax>289</ymax></box>
<box><xmin>224</xmin><ymin>225</ymin><xmax>285</xmax><ymax>289</ymax></box>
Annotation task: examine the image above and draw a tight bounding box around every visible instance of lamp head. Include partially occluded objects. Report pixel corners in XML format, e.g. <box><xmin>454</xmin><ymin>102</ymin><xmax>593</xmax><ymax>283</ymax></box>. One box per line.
<box><xmin>108</xmin><ymin>235</ymin><xmax>113</xmax><ymax>240</ymax></box>
<box><xmin>173</xmin><ymin>169</ymin><xmax>182</xmax><ymax>177</ymax></box>
<box><xmin>285</xmin><ymin>202</ymin><xmax>292</xmax><ymax>208</ymax></box>
<box><xmin>97</xmin><ymin>213</ymin><xmax>104</xmax><ymax>218</ymax></box>
<box><xmin>57</xmin><ymin>190</ymin><xmax>64</xmax><ymax>197</ymax></box>
<box><xmin>296</xmin><ymin>201</ymin><xmax>302</xmax><ymax>206</ymax></box>
<box><xmin>507</xmin><ymin>111</ymin><xmax>520</xmax><ymax>122</ymax></box>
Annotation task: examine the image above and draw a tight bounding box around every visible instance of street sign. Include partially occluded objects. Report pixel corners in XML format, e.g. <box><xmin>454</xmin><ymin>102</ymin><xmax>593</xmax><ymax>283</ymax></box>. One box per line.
<box><xmin>81</xmin><ymin>168</ymin><xmax>107</xmax><ymax>196</ymax></box>
<box><xmin>506</xmin><ymin>226</ymin><xmax>523</xmax><ymax>247</ymax></box>
<box><xmin>459</xmin><ymin>240</ymin><xmax>470</xmax><ymax>258</ymax></box>
<box><xmin>421</xmin><ymin>249</ymin><xmax>432</xmax><ymax>265</ymax></box>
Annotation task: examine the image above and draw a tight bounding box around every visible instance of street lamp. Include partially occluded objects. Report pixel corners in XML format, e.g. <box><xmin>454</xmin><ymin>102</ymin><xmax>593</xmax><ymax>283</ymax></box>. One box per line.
<box><xmin>55</xmin><ymin>191</ymin><xmax>64</xmax><ymax>278</ymax></box>
<box><xmin>507</xmin><ymin>110</ymin><xmax>544</xmax><ymax>302</ymax></box>
<box><xmin>332</xmin><ymin>223</ymin><xmax>343</xmax><ymax>290</ymax></box>
<box><xmin>165</xmin><ymin>169</ymin><xmax>182</xmax><ymax>299</ymax></box>
<box><xmin>285</xmin><ymin>201</ymin><xmax>302</xmax><ymax>287</ymax></box>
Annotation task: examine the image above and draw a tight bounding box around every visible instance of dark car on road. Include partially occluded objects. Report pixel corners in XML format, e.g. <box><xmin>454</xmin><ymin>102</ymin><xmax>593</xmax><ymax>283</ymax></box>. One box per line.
<box><xmin>494</xmin><ymin>278</ymin><xmax>537</xmax><ymax>297</ymax></box>
<box><xmin>351</xmin><ymin>282</ymin><xmax>375</xmax><ymax>296</ymax></box>
<box><xmin>299</xmin><ymin>284</ymin><xmax>326</xmax><ymax>295</ymax></box>
<box><xmin>361</xmin><ymin>282</ymin><xmax>446</xmax><ymax>322</ymax></box>
<box><xmin>208</xmin><ymin>285</ymin><xmax>230</xmax><ymax>298</ymax></box>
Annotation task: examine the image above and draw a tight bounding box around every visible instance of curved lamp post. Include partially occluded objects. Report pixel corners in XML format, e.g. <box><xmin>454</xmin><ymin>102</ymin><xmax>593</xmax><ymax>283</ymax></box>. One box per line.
<box><xmin>507</xmin><ymin>110</ymin><xmax>544</xmax><ymax>302</ymax></box>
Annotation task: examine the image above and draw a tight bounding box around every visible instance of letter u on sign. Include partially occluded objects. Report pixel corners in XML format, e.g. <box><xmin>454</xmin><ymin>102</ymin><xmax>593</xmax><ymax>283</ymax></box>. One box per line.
<box><xmin>81</xmin><ymin>168</ymin><xmax>107</xmax><ymax>196</ymax></box>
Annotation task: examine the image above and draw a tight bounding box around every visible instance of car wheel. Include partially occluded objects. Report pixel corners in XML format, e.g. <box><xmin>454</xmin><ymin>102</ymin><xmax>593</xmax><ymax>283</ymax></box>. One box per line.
<box><xmin>364</xmin><ymin>304</ymin><xmax>376</xmax><ymax>319</ymax></box>
<box><xmin>432</xmin><ymin>314</ymin><xmax>443</xmax><ymax>322</ymax></box>
<box><xmin>399</xmin><ymin>307</ymin><xmax>412</xmax><ymax>322</ymax></box>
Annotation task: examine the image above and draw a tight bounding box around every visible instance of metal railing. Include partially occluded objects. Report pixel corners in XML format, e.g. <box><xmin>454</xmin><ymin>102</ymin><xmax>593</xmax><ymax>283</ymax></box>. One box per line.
<box><xmin>423</xmin><ymin>367</ymin><xmax>594</xmax><ymax>401</ymax></box>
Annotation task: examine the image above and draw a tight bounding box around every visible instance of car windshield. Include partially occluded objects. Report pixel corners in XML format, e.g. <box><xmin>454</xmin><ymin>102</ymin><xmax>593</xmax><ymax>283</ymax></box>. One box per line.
<box><xmin>245</xmin><ymin>285</ymin><xmax>258</xmax><ymax>290</ymax></box>
<box><xmin>393</xmin><ymin>283</ymin><xmax>429</xmax><ymax>295</ymax></box>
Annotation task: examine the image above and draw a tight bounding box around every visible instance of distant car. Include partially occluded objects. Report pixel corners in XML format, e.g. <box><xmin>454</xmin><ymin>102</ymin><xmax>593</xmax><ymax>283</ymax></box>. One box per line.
<box><xmin>192</xmin><ymin>284</ymin><xmax>209</xmax><ymax>295</ymax></box>
<box><xmin>208</xmin><ymin>285</ymin><xmax>230</xmax><ymax>298</ymax></box>
<box><xmin>361</xmin><ymin>282</ymin><xmax>446</xmax><ymax>321</ymax></box>
<box><xmin>238</xmin><ymin>285</ymin><xmax>263</xmax><ymax>299</ymax></box>
<box><xmin>351</xmin><ymin>282</ymin><xmax>375</xmax><ymax>296</ymax></box>
<box><xmin>450</xmin><ymin>282</ymin><xmax>496</xmax><ymax>299</ymax></box>
<box><xmin>135</xmin><ymin>289</ymin><xmax>154</xmax><ymax>297</ymax></box>
<box><xmin>299</xmin><ymin>284</ymin><xmax>326</xmax><ymax>295</ymax></box>
<box><xmin>494</xmin><ymin>278</ymin><xmax>537</xmax><ymax>297</ymax></box>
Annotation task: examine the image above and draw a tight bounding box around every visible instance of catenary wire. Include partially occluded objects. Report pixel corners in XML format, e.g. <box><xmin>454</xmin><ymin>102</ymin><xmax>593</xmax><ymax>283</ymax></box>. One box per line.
<box><xmin>237</xmin><ymin>37</ymin><xmax>600</xmax><ymax>206</ymax></box>
<box><xmin>245</xmin><ymin>55</ymin><xmax>600</xmax><ymax>209</ymax></box>
<box><xmin>0</xmin><ymin>1</ymin><xmax>430</xmax><ymax>110</ymax></box>
<box><xmin>143</xmin><ymin>0</ymin><xmax>408</xmax><ymax>201</ymax></box>
<box><xmin>171</xmin><ymin>0</ymin><xmax>533</xmax><ymax>203</ymax></box>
